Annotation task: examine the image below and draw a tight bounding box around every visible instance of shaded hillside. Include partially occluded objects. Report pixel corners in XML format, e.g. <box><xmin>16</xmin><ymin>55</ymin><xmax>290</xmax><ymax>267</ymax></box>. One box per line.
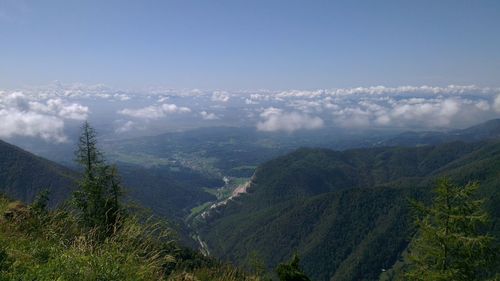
<box><xmin>198</xmin><ymin>140</ymin><xmax>500</xmax><ymax>281</ymax></box>
<box><xmin>0</xmin><ymin>139</ymin><xmax>77</xmax><ymax>205</ymax></box>
<box><xmin>118</xmin><ymin>163</ymin><xmax>220</xmax><ymax>219</ymax></box>
<box><xmin>0</xmin><ymin>138</ymin><xmax>221</xmax><ymax>248</ymax></box>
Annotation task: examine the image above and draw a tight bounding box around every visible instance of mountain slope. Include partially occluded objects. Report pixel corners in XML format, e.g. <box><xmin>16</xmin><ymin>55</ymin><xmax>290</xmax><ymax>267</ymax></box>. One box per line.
<box><xmin>118</xmin><ymin>163</ymin><xmax>219</xmax><ymax>218</ymax></box>
<box><xmin>0</xmin><ymin>139</ymin><xmax>77</xmax><ymax>205</ymax></box>
<box><xmin>197</xmin><ymin>140</ymin><xmax>500</xmax><ymax>281</ymax></box>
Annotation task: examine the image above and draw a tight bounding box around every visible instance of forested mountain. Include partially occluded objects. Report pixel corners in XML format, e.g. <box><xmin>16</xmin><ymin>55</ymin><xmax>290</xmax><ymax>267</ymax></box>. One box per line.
<box><xmin>118</xmin><ymin>164</ymin><xmax>219</xmax><ymax>219</ymax></box>
<box><xmin>0</xmin><ymin>139</ymin><xmax>77</xmax><ymax>206</ymax></box>
<box><xmin>3</xmin><ymin>120</ymin><xmax>500</xmax><ymax>280</ymax></box>
<box><xmin>197</xmin><ymin>140</ymin><xmax>500</xmax><ymax>281</ymax></box>
<box><xmin>0</xmin><ymin>138</ymin><xmax>218</xmax><ymax>229</ymax></box>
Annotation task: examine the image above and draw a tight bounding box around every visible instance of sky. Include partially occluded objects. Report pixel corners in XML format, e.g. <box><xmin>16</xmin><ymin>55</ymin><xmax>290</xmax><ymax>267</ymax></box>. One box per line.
<box><xmin>1</xmin><ymin>1</ymin><xmax>500</xmax><ymax>143</ymax></box>
<box><xmin>1</xmin><ymin>0</ymin><xmax>499</xmax><ymax>90</ymax></box>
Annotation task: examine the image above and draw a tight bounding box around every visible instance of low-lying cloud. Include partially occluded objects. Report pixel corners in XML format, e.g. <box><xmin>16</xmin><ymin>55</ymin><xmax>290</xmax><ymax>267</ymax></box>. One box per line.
<box><xmin>200</xmin><ymin>111</ymin><xmax>219</xmax><ymax>120</ymax></box>
<box><xmin>330</xmin><ymin>97</ymin><xmax>491</xmax><ymax>129</ymax></box>
<box><xmin>30</xmin><ymin>98</ymin><xmax>88</xmax><ymax>120</ymax></box>
<box><xmin>256</xmin><ymin>107</ymin><xmax>324</xmax><ymax>132</ymax></box>
<box><xmin>118</xmin><ymin>103</ymin><xmax>191</xmax><ymax>119</ymax></box>
<box><xmin>211</xmin><ymin>91</ymin><xmax>230</xmax><ymax>103</ymax></box>
<box><xmin>3</xmin><ymin>83</ymin><xmax>500</xmax><ymax>140</ymax></box>
<box><xmin>0</xmin><ymin>91</ymin><xmax>88</xmax><ymax>142</ymax></box>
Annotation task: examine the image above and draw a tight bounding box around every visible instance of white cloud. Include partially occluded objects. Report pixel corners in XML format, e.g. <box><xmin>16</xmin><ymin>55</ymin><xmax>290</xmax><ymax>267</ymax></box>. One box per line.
<box><xmin>494</xmin><ymin>94</ymin><xmax>500</xmax><ymax>112</ymax></box>
<box><xmin>331</xmin><ymin>98</ymin><xmax>475</xmax><ymax>128</ymax></box>
<box><xmin>3</xmin><ymin>83</ymin><xmax>500</xmax><ymax>136</ymax></box>
<box><xmin>157</xmin><ymin>96</ymin><xmax>169</xmax><ymax>103</ymax></box>
<box><xmin>162</xmin><ymin>103</ymin><xmax>191</xmax><ymax>114</ymax></box>
<box><xmin>0</xmin><ymin>92</ymin><xmax>88</xmax><ymax>142</ymax></box>
<box><xmin>114</xmin><ymin>93</ymin><xmax>131</xmax><ymax>101</ymax></box>
<box><xmin>118</xmin><ymin>103</ymin><xmax>191</xmax><ymax>119</ymax></box>
<box><xmin>118</xmin><ymin>106</ymin><xmax>165</xmax><ymax>119</ymax></box>
<box><xmin>274</xmin><ymin>85</ymin><xmax>499</xmax><ymax>99</ymax></box>
<box><xmin>29</xmin><ymin>98</ymin><xmax>88</xmax><ymax>120</ymax></box>
<box><xmin>287</xmin><ymin>99</ymin><xmax>323</xmax><ymax>113</ymax></box>
<box><xmin>115</xmin><ymin>120</ymin><xmax>137</xmax><ymax>133</ymax></box>
<box><xmin>211</xmin><ymin>91</ymin><xmax>230</xmax><ymax>103</ymax></box>
<box><xmin>256</xmin><ymin>107</ymin><xmax>324</xmax><ymax>132</ymax></box>
<box><xmin>474</xmin><ymin>100</ymin><xmax>490</xmax><ymax>111</ymax></box>
<box><xmin>200</xmin><ymin>111</ymin><xmax>219</xmax><ymax>120</ymax></box>
<box><xmin>0</xmin><ymin>109</ymin><xmax>66</xmax><ymax>142</ymax></box>
<box><xmin>391</xmin><ymin>98</ymin><xmax>460</xmax><ymax>127</ymax></box>
<box><xmin>332</xmin><ymin>107</ymin><xmax>373</xmax><ymax>127</ymax></box>
<box><xmin>245</xmin><ymin>98</ymin><xmax>258</xmax><ymax>105</ymax></box>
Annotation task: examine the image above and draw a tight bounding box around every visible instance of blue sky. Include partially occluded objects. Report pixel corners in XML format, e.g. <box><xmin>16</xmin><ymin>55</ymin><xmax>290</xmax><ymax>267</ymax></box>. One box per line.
<box><xmin>0</xmin><ymin>0</ymin><xmax>499</xmax><ymax>90</ymax></box>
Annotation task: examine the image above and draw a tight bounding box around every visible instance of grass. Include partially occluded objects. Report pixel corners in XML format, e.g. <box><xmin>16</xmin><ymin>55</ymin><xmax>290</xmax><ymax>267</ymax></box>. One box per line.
<box><xmin>0</xmin><ymin>194</ymin><xmax>264</xmax><ymax>281</ymax></box>
<box><xmin>108</xmin><ymin>151</ymin><xmax>172</xmax><ymax>167</ymax></box>
<box><xmin>187</xmin><ymin>201</ymin><xmax>214</xmax><ymax>221</ymax></box>
<box><xmin>230</xmin><ymin>165</ymin><xmax>257</xmax><ymax>171</ymax></box>
<box><xmin>202</xmin><ymin>187</ymin><xmax>233</xmax><ymax>201</ymax></box>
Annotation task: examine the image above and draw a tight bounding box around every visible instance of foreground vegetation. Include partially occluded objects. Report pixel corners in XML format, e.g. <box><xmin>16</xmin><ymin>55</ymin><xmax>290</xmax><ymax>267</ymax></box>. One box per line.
<box><xmin>405</xmin><ymin>179</ymin><xmax>498</xmax><ymax>281</ymax></box>
<box><xmin>0</xmin><ymin>193</ymin><xmax>269</xmax><ymax>280</ymax></box>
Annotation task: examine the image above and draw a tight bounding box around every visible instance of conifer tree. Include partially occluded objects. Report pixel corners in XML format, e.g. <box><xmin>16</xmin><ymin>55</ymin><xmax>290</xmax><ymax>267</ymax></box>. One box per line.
<box><xmin>275</xmin><ymin>253</ymin><xmax>311</xmax><ymax>281</ymax></box>
<box><xmin>407</xmin><ymin>178</ymin><xmax>496</xmax><ymax>281</ymax></box>
<box><xmin>73</xmin><ymin>121</ymin><xmax>123</xmax><ymax>236</ymax></box>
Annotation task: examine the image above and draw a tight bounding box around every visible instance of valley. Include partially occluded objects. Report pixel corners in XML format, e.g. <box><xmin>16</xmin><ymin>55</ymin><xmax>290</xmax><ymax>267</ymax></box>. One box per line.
<box><xmin>2</xmin><ymin>120</ymin><xmax>500</xmax><ymax>280</ymax></box>
<box><xmin>110</xmin><ymin>120</ymin><xmax>500</xmax><ymax>280</ymax></box>
<box><xmin>3</xmin><ymin>3</ymin><xmax>499</xmax><ymax>279</ymax></box>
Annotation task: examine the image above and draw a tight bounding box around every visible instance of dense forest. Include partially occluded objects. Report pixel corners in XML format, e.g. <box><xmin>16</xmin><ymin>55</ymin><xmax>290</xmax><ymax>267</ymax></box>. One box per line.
<box><xmin>1</xmin><ymin>121</ymin><xmax>500</xmax><ymax>280</ymax></box>
<box><xmin>0</xmin><ymin>139</ymin><xmax>77</xmax><ymax>206</ymax></box>
<box><xmin>197</xmin><ymin>140</ymin><xmax>500</xmax><ymax>280</ymax></box>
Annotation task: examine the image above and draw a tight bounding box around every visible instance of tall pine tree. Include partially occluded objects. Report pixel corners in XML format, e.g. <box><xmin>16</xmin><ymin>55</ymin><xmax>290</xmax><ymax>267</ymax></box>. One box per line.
<box><xmin>407</xmin><ymin>178</ymin><xmax>496</xmax><ymax>281</ymax></box>
<box><xmin>73</xmin><ymin>121</ymin><xmax>123</xmax><ymax>237</ymax></box>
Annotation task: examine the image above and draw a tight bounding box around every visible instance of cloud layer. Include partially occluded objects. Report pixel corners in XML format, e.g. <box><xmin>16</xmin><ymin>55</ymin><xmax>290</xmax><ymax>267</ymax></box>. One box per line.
<box><xmin>256</xmin><ymin>107</ymin><xmax>324</xmax><ymax>132</ymax></box>
<box><xmin>3</xmin><ymin>83</ymin><xmax>500</xmax><ymax>140</ymax></box>
<box><xmin>0</xmin><ymin>91</ymin><xmax>88</xmax><ymax>142</ymax></box>
<box><xmin>118</xmin><ymin>103</ymin><xmax>191</xmax><ymax>119</ymax></box>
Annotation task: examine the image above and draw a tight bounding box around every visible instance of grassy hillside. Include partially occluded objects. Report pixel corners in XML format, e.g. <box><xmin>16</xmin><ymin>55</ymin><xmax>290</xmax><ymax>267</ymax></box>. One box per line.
<box><xmin>0</xmin><ymin>193</ymin><xmax>264</xmax><ymax>281</ymax></box>
<box><xmin>197</xmin><ymin>140</ymin><xmax>500</xmax><ymax>281</ymax></box>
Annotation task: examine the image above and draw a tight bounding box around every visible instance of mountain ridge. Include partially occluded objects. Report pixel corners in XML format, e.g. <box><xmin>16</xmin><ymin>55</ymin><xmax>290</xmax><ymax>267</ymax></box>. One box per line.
<box><xmin>197</xmin><ymin>138</ymin><xmax>500</xmax><ymax>281</ymax></box>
